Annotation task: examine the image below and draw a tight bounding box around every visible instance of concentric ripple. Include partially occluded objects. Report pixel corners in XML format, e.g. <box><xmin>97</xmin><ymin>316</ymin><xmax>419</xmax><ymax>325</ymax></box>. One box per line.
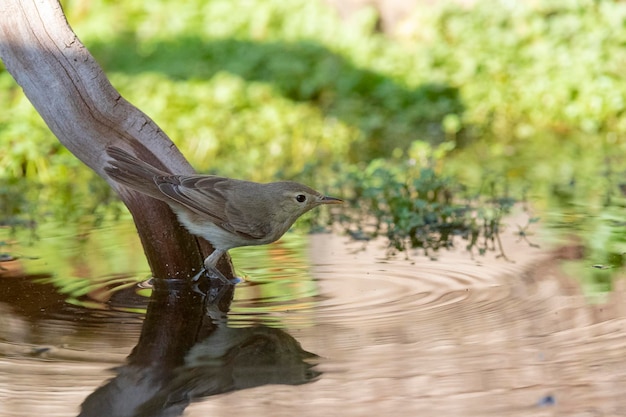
<box><xmin>227</xmin><ymin>230</ymin><xmax>552</xmax><ymax>330</ymax></box>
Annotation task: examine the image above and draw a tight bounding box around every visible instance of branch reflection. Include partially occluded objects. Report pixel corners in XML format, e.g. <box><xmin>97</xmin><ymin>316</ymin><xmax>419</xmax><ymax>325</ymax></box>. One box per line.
<box><xmin>78</xmin><ymin>277</ymin><xmax>320</xmax><ymax>417</ymax></box>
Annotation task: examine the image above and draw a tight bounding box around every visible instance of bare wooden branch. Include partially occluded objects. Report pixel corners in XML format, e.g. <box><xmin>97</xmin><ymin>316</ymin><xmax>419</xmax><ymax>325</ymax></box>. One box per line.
<box><xmin>0</xmin><ymin>0</ymin><xmax>234</xmax><ymax>280</ymax></box>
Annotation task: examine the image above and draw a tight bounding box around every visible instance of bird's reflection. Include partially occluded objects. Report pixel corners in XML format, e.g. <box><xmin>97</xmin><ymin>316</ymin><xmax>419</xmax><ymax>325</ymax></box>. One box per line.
<box><xmin>78</xmin><ymin>277</ymin><xmax>320</xmax><ymax>417</ymax></box>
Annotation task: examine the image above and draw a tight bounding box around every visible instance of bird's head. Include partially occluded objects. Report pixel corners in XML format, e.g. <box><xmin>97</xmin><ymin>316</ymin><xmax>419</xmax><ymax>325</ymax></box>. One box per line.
<box><xmin>270</xmin><ymin>181</ymin><xmax>342</xmax><ymax>224</ymax></box>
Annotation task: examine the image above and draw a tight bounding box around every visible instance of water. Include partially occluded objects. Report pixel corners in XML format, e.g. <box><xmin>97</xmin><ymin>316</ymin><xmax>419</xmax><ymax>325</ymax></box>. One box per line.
<box><xmin>1</xmin><ymin>211</ymin><xmax>626</xmax><ymax>416</ymax></box>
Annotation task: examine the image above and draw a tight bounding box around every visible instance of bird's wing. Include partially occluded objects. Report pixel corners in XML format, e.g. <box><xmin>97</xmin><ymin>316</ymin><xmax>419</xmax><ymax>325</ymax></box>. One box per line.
<box><xmin>155</xmin><ymin>175</ymin><xmax>271</xmax><ymax>240</ymax></box>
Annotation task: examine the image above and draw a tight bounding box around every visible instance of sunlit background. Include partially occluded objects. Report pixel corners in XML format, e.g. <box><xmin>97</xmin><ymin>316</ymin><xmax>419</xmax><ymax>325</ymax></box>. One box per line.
<box><xmin>2</xmin><ymin>0</ymin><xmax>624</xmax><ymax>285</ymax></box>
<box><xmin>1</xmin><ymin>0</ymin><xmax>625</xmax><ymax>416</ymax></box>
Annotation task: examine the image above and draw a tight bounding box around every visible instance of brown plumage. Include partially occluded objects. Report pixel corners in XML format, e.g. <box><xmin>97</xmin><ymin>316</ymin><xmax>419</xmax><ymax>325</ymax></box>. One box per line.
<box><xmin>104</xmin><ymin>147</ymin><xmax>342</xmax><ymax>273</ymax></box>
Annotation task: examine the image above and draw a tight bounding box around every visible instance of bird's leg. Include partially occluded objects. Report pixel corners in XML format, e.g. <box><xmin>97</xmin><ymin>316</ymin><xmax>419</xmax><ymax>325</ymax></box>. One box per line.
<box><xmin>203</xmin><ymin>249</ymin><xmax>233</xmax><ymax>284</ymax></box>
<box><xmin>203</xmin><ymin>249</ymin><xmax>225</xmax><ymax>271</ymax></box>
<box><xmin>191</xmin><ymin>249</ymin><xmax>240</xmax><ymax>286</ymax></box>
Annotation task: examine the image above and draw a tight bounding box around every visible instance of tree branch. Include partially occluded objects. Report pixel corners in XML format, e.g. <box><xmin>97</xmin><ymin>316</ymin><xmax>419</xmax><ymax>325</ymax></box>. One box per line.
<box><xmin>0</xmin><ymin>0</ymin><xmax>234</xmax><ymax>280</ymax></box>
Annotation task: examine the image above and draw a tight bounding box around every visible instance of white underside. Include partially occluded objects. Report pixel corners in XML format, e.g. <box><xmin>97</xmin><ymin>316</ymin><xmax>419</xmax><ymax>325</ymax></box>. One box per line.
<box><xmin>174</xmin><ymin>209</ymin><xmax>267</xmax><ymax>268</ymax></box>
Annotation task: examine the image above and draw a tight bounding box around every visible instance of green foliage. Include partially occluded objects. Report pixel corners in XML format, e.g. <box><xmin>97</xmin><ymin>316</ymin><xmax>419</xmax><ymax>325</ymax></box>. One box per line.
<box><xmin>1</xmin><ymin>0</ymin><xmax>624</xmax><ymax>269</ymax></box>
<box><xmin>422</xmin><ymin>0</ymin><xmax>626</xmax><ymax>139</ymax></box>
<box><xmin>108</xmin><ymin>71</ymin><xmax>355</xmax><ymax>180</ymax></box>
<box><xmin>337</xmin><ymin>141</ymin><xmax>515</xmax><ymax>257</ymax></box>
<box><xmin>4</xmin><ymin>0</ymin><xmax>625</xmax><ymax>182</ymax></box>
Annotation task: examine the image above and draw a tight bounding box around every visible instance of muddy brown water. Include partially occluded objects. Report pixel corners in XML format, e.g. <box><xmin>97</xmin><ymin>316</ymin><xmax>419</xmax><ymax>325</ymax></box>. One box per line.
<box><xmin>1</xmin><ymin>216</ymin><xmax>626</xmax><ymax>416</ymax></box>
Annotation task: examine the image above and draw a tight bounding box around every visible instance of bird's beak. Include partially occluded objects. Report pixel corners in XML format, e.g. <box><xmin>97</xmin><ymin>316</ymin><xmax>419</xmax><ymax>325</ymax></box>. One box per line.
<box><xmin>320</xmin><ymin>195</ymin><xmax>343</xmax><ymax>205</ymax></box>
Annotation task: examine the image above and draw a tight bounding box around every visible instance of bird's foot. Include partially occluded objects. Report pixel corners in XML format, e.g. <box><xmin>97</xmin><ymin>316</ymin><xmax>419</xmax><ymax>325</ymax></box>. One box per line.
<box><xmin>191</xmin><ymin>267</ymin><xmax>242</xmax><ymax>285</ymax></box>
<box><xmin>137</xmin><ymin>277</ymin><xmax>154</xmax><ymax>289</ymax></box>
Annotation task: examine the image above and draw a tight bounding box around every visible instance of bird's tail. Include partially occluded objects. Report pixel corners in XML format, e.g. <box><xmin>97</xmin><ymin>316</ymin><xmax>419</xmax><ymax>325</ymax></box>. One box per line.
<box><xmin>104</xmin><ymin>146</ymin><xmax>168</xmax><ymax>199</ymax></box>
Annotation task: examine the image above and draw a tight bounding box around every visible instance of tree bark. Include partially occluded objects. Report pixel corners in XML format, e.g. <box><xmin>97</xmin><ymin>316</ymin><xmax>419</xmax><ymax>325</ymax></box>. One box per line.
<box><xmin>0</xmin><ymin>0</ymin><xmax>234</xmax><ymax>280</ymax></box>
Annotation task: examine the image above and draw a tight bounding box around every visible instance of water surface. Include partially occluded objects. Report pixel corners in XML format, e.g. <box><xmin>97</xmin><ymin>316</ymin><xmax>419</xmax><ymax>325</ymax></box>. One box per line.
<box><xmin>1</xmin><ymin>212</ymin><xmax>626</xmax><ymax>416</ymax></box>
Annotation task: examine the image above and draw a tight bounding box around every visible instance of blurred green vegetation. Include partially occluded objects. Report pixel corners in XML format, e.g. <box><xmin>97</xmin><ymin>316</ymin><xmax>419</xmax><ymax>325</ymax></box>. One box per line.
<box><xmin>1</xmin><ymin>0</ymin><xmax>624</xmax><ymax>276</ymax></box>
<box><xmin>336</xmin><ymin>141</ymin><xmax>521</xmax><ymax>259</ymax></box>
<box><xmin>0</xmin><ymin>215</ymin><xmax>317</xmax><ymax>320</ymax></box>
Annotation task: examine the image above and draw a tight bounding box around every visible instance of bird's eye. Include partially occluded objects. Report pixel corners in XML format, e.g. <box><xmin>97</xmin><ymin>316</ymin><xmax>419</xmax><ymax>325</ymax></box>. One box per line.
<box><xmin>296</xmin><ymin>194</ymin><xmax>307</xmax><ymax>203</ymax></box>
